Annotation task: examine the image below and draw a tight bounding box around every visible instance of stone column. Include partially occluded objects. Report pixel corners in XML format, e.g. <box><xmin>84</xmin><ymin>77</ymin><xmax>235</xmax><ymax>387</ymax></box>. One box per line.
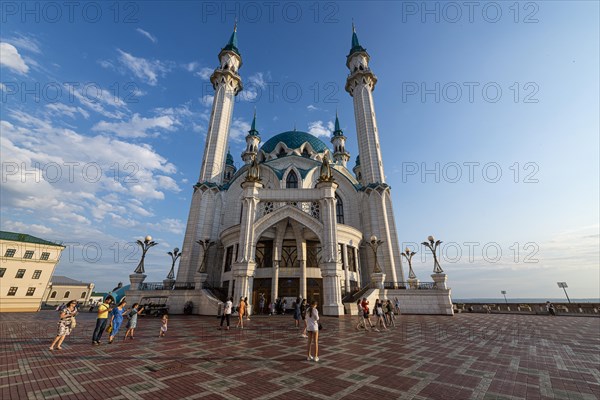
<box><xmin>342</xmin><ymin>244</ymin><xmax>350</xmax><ymax>295</ymax></box>
<box><xmin>370</xmin><ymin>272</ymin><xmax>386</xmax><ymax>290</ymax></box>
<box><xmin>316</xmin><ymin>180</ymin><xmax>343</xmax><ymax>315</ymax></box>
<box><xmin>431</xmin><ymin>273</ymin><xmax>447</xmax><ymax>290</ymax></box>
<box><xmin>271</xmin><ymin>260</ymin><xmax>279</xmax><ymax>303</ymax></box>
<box><xmin>129</xmin><ymin>273</ymin><xmax>147</xmax><ymax>290</ymax></box>
<box><xmin>299</xmin><ymin>259</ymin><xmax>307</xmax><ymax>299</ymax></box>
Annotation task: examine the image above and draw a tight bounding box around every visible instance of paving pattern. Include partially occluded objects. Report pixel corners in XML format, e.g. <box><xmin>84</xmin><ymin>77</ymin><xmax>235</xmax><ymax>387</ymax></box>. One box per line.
<box><xmin>1</xmin><ymin>311</ymin><xmax>599</xmax><ymax>399</ymax></box>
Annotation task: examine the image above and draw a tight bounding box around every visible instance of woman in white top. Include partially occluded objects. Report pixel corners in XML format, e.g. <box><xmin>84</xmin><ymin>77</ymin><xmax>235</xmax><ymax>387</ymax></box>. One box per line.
<box><xmin>219</xmin><ymin>297</ymin><xmax>233</xmax><ymax>330</ymax></box>
<box><xmin>305</xmin><ymin>300</ymin><xmax>320</xmax><ymax>362</ymax></box>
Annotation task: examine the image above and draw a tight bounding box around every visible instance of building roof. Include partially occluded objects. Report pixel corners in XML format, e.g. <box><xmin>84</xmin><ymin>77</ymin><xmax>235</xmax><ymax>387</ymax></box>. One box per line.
<box><xmin>261</xmin><ymin>131</ymin><xmax>329</xmax><ymax>154</ymax></box>
<box><xmin>226</xmin><ymin>150</ymin><xmax>235</xmax><ymax>165</ymax></box>
<box><xmin>0</xmin><ymin>231</ymin><xmax>64</xmax><ymax>247</ymax></box>
<box><xmin>51</xmin><ymin>275</ymin><xmax>92</xmax><ymax>286</ymax></box>
<box><xmin>222</xmin><ymin>24</ymin><xmax>240</xmax><ymax>56</ymax></box>
<box><xmin>349</xmin><ymin>24</ymin><xmax>367</xmax><ymax>57</ymax></box>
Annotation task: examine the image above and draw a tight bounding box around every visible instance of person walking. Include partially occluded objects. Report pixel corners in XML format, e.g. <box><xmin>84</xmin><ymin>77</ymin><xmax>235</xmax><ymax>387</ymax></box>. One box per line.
<box><xmin>259</xmin><ymin>294</ymin><xmax>265</xmax><ymax>315</ymax></box>
<box><xmin>236</xmin><ymin>297</ymin><xmax>246</xmax><ymax>329</ymax></box>
<box><xmin>361</xmin><ymin>297</ymin><xmax>378</xmax><ymax>332</ymax></box>
<box><xmin>244</xmin><ymin>297</ymin><xmax>251</xmax><ymax>320</ymax></box>
<box><xmin>107</xmin><ymin>300</ymin><xmax>127</xmax><ymax>344</ymax></box>
<box><xmin>159</xmin><ymin>314</ymin><xmax>169</xmax><ymax>337</ymax></box>
<box><xmin>300</xmin><ymin>299</ymin><xmax>308</xmax><ymax>338</ymax></box>
<box><xmin>375</xmin><ymin>300</ymin><xmax>387</xmax><ymax>331</ymax></box>
<box><xmin>546</xmin><ymin>301</ymin><xmax>556</xmax><ymax>316</ymax></box>
<box><xmin>293</xmin><ymin>297</ymin><xmax>302</xmax><ymax>328</ymax></box>
<box><xmin>124</xmin><ymin>303</ymin><xmax>144</xmax><ymax>340</ymax></box>
<box><xmin>220</xmin><ymin>297</ymin><xmax>233</xmax><ymax>330</ymax></box>
<box><xmin>394</xmin><ymin>297</ymin><xmax>401</xmax><ymax>315</ymax></box>
<box><xmin>385</xmin><ymin>300</ymin><xmax>396</xmax><ymax>328</ymax></box>
<box><xmin>282</xmin><ymin>298</ymin><xmax>287</xmax><ymax>314</ymax></box>
<box><xmin>305</xmin><ymin>300</ymin><xmax>320</xmax><ymax>362</ymax></box>
<box><xmin>92</xmin><ymin>296</ymin><xmax>113</xmax><ymax>345</ymax></box>
<box><xmin>356</xmin><ymin>299</ymin><xmax>369</xmax><ymax>331</ymax></box>
<box><xmin>49</xmin><ymin>300</ymin><xmax>78</xmax><ymax>351</ymax></box>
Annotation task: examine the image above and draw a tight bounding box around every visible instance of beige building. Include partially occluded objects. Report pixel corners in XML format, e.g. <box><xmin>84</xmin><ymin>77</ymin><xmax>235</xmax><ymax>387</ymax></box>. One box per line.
<box><xmin>0</xmin><ymin>231</ymin><xmax>65</xmax><ymax>312</ymax></box>
<box><xmin>43</xmin><ymin>276</ymin><xmax>95</xmax><ymax>307</ymax></box>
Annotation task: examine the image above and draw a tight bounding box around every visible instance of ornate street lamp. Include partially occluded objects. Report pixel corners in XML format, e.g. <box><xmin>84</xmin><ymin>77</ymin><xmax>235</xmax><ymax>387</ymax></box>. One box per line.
<box><xmin>197</xmin><ymin>239</ymin><xmax>215</xmax><ymax>273</ymax></box>
<box><xmin>167</xmin><ymin>247</ymin><xmax>182</xmax><ymax>280</ymax></box>
<box><xmin>401</xmin><ymin>247</ymin><xmax>417</xmax><ymax>279</ymax></box>
<box><xmin>134</xmin><ymin>235</ymin><xmax>158</xmax><ymax>274</ymax></box>
<box><xmin>501</xmin><ymin>290</ymin><xmax>508</xmax><ymax>304</ymax></box>
<box><xmin>368</xmin><ymin>235</ymin><xmax>383</xmax><ymax>273</ymax></box>
<box><xmin>422</xmin><ymin>235</ymin><xmax>443</xmax><ymax>273</ymax></box>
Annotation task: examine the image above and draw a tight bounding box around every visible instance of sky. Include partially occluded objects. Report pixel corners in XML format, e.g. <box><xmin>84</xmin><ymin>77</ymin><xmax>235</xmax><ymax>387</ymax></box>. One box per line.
<box><xmin>1</xmin><ymin>1</ymin><xmax>598</xmax><ymax>299</ymax></box>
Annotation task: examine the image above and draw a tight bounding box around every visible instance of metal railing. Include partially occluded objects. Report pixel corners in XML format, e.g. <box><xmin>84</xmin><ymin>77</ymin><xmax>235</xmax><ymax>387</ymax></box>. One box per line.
<box><xmin>139</xmin><ymin>282</ymin><xmax>195</xmax><ymax>291</ymax></box>
<box><xmin>202</xmin><ymin>282</ymin><xmax>228</xmax><ymax>302</ymax></box>
<box><xmin>383</xmin><ymin>281</ymin><xmax>438</xmax><ymax>290</ymax></box>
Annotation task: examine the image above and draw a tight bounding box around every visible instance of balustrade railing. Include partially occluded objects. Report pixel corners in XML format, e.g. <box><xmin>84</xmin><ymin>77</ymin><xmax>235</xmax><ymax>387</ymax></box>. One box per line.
<box><xmin>139</xmin><ymin>282</ymin><xmax>195</xmax><ymax>291</ymax></box>
<box><xmin>383</xmin><ymin>281</ymin><xmax>438</xmax><ymax>290</ymax></box>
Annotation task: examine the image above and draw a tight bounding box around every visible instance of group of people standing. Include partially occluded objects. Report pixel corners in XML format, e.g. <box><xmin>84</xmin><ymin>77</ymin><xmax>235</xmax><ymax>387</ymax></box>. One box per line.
<box><xmin>356</xmin><ymin>297</ymin><xmax>400</xmax><ymax>332</ymax></box>
<box><xmin>219</xmin><ymin>296</ymin><xmax>251</xmax><ymax>330</ymax></box>
<box><xmin>49</xmin><ymin>297</ymin><xmax>169</xmax><ymax>351</ymax></box>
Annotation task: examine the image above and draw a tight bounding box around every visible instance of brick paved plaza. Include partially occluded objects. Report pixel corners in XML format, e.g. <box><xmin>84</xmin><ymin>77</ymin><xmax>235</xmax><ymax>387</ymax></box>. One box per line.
<box><xmin>1</xmin><ymin>311</ymin><xmax>598</xmax><ymax>400</ymax></box>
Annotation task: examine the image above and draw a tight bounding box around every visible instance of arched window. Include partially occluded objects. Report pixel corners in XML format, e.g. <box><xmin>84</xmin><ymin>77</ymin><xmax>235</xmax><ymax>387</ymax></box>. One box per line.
<box><xmin>50</xmin><ymin>291</ymin><xmax>57</xmax><ymax>298</ymax></box>
<box><xmin>286</xmin><ymin>170</ymin><xmax>298</xmax><ymax>188</ymax></box>
<box><xmin>81</xmin><ymin>292</ymin><xmax>86</xmax><ymax>299</ymax></box>
<box><xmin>336</xmin><ymin>194</ymin><xmax>344</xmax><ymax>224</ymax></box>
<box><xmin>64</xmin><ymin>291</ymin><xmax>70</xmax><ymax>298</ymax></box>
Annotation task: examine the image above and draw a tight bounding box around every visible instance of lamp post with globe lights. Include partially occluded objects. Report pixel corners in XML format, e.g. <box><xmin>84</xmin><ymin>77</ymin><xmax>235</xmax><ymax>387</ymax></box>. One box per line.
<box><xmin>401</xmin><ymin>247</ymin><xmax>418</xmax><ymax>288</ymax></box>
<box><xmin>367</xmin><ymin>235</ymin><xmax>386</xmax><ymax>289</ymax></box>
<box><xmin>163</xmin><ymin>247</ymin><xmax>181</xmax><ymax>289</ymax></box>
<box><xmin>129</xmin><ymin>235</ymin><xmax>158</xmax><ymax>290</ymax></box>
<box><xmin>421</xmin><ymin>235</ymin><xmax>443</xmax><ymax>274</ymax></box>
<box><xmin>368</xmin><ymin>235</ymin><xmax>383</xmax><ymax>274</ymax></box>
<box><xmin>194</xmin><ymin>239</ymin><xmax>215</xmax><ymax>288</ymax></box>
<box><xmin>134</xmin><ymin>235</ymin><xmax>158</xmax><ymax>274</ymax></box>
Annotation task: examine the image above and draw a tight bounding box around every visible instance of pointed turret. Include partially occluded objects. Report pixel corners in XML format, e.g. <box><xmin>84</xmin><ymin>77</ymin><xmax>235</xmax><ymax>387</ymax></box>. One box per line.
<box><xmin>330</xmin><ymin>112</ymin><xmax>350</xmax><ymax>167</ymax></box>
<box><xmin>248</xmin><ymin>109</ymin><xmax>259</xmax><ymax>136</ymax></box>
<box><xmin>222</xmin><ymin>22</ymin><xmax>240</xmax><ymax>55</ymax></box>
<box><xmin>223</xmin><ymin>148</ymin><xmax>237</xmax><ymax>184</ymax></box>
<box><xmin>242</xmin><ymin>110</ymin><xmax>261</xmax><ymax>165</ymax></box>
<box><xmin>349</xmin><ymin>22</ymin><xmax>366</xmax><ymax>56</ymax></box>
<box><xmin>333</xmin><ymin>111</ymin><xmax>343</xmax><ymax>136</ymax></box>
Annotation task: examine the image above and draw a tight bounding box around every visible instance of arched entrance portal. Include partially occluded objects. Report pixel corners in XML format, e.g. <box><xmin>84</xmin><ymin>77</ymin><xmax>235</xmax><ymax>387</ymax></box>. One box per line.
<box><xmin>251</xmin><ymin>215</ymin><xmax>325</xmax><ymax>314</ymax></box>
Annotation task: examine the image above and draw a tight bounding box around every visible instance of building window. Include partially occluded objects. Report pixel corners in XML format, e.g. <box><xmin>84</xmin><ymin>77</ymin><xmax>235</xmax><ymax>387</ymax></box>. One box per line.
<box><xmin>256</xmin><ymin>241</ymin><xmax>273</xmax><ymax>268</ymax></box>
<box><xmin>336</xmin><ymin>194</ymin><xmax>344</xmax><ymax>224</ymax></box>
<box><xmin>15</xmin><ymin>269</ymin><xmax>26</xmax><ymax>278</ymax></box>
<box><xmin>224</xmin><ymin>246</ymin><xmax>233</xmax><ymax>272</ymax></box>
<box><xmin>50</xmin><ymin>291</ymin><xmax>57</xmax><ymax>298</ymax></box>
<box><xmin>7</xmin><ymin>287</ymin><xmax>18</xmax><ymax>296</ymax></box>
<box><xmin>32</xmin><ymin>270</ymin><xmax>42</xmax><ymax>279</ymax></box>
<box><xmin>306</xmin><ymin>241</ymin><xmax>322</xmax><ymax>268</ymax></box>
<box><xmin>286</xmin><ymin>170</ymin><xmax>298</xmax><ymax>188</ymax></box>
<box><xmin>81</xmin><ymin>292</ymin><xmax>87</xmax><ymax>298</ymax></box>
<box><xmin>26</xmin><ymin>287</ymin><xmax>36</xmax><ymax>296</ymax></box>
<box><xmin>281</xmin><ymin>240</ymin><xmax>298</xmax><ymax>268</ymax></box>
<box><xmin>347</xmin><ymin>246</ymin><xmax>357</xmax><ymax>272</ymax></box>
<box><xmin>4</xmin><ymin>249</ymin><xmax>16</xmax><ymax>257</ymax></box>
<box><xmin>0</xmin><ymin>268</ymin><xmax>5</xmax><ymax>277</ymax></box>
<box><xmin>40</xmin><ymin>252</ymin><xmax>50</xmax><ymax>260</ymax></box>
<box><xmin>64</xmin><ymin>291</ymin><xmax>70</xmax><ymax>298</ymax></box>
<box><xmin>23</xmin><ymin>250</ymin><xmax>34</xmax><ymax>259</ymax></box>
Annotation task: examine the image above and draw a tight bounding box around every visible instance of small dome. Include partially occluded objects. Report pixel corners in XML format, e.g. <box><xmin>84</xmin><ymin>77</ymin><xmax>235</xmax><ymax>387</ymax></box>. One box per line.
<box><xmin>260</xmin><ymin>131</ymin><xmax>329</xmax><ymax>154</ymax></box>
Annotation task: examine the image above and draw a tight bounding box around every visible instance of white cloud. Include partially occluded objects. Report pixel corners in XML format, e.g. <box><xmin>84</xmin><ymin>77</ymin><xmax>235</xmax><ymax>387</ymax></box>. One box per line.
<box><xmin>307</xmin><ymin>120</ymin><xmax>334</xmax><ymax>138</ymax></box>
<box><xmin>200</xmin><ymin>95</ymin><xmax>214</xmax><ymax>107</ymax></box>
<box><xmin>307</xmin><ymin>105</ymin><xmax>319</xmax><ymax>111</ymax></box>
<box><xmin>184</xmin><ymin>62</ymin><xmax>199</xmax><ymax>72</ymax></box>
<box><xmin>3</xmin><ymin>34</ymin><xmax>41</xmax><ymax>54</ymax></box>
<box><xmin>248</xmin><ymin>72</ymin><xmax>267</xmax><ymax>89</ymax></box>
<box><xmin>2</xmin><ymin>220</ymin><xmax>53</xmax><ymax>235</ymax></box>
<box><xmin>117</xmin><ymin>49</ymin><xmax>170</xmax><ymax>86</ymax></box>
<box><xmin>45</xmin><ymin>103</ymin><xmax>90</xmax><ymax>119</ymax></box>
<box><xmin>196</xmin><ymin>67</ymin><xmax>213</xmax><ymax>80</ymax></box>
<box><xmin>148</xmin><ymin>218</ymin><xmax>185</xmax><ymax>235</ymax></box>
<box><xmin>65</xmin><ymin>83</ymin><xmax>129</xmax><ymax>119</ymax></box>
<box><xmin>0</xmin><ymin>42</ymin><xmax>29</xmax><ymax>74</ymax></box>
<box><xmin>92</xmin><ymin>113</ymin><xmax>177</xmax><ymax>138</ymax></box>
<box><xmin>136</xmin><ymin>28</ymin><xmax>157</xmax><ymax>43</ymax></box>
<box><xmin>229</xmin><ymin>118</ymin><xmax>251</xmax><ymax>142</ymax></box>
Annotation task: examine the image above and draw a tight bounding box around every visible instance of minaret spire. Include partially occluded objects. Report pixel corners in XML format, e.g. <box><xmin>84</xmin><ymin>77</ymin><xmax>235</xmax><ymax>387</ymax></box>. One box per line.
<box><xmin>242</xmin><ymin>109</ymin><xmax>261</xmax><ymax>164</ymax></box>
<box><xmin>331</xmin><ymin>112</ymin><xmax>350</xmax><ymax>167</ymax></box>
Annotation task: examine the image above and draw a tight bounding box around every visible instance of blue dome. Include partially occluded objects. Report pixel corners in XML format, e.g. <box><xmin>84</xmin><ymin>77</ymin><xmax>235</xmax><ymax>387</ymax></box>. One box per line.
<box><xmin>261</xmin><ymin>131</ymin><xmax>329</xmax><ymax>154</ymax></box>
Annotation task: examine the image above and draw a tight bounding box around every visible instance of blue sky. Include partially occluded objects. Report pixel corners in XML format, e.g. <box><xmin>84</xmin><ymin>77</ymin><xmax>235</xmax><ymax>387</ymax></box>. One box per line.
<box><xmin>1</xmin><ymin>1</ymin><xmax>598</xmax><ymax>299</ymax></box>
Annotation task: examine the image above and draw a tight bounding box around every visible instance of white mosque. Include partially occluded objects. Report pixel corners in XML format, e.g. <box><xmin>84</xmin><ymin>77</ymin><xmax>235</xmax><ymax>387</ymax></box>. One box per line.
<box><xmin>127</xmin><ymin>26</ymin><xmax>453</xmax><ymax>316</ymax></box>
